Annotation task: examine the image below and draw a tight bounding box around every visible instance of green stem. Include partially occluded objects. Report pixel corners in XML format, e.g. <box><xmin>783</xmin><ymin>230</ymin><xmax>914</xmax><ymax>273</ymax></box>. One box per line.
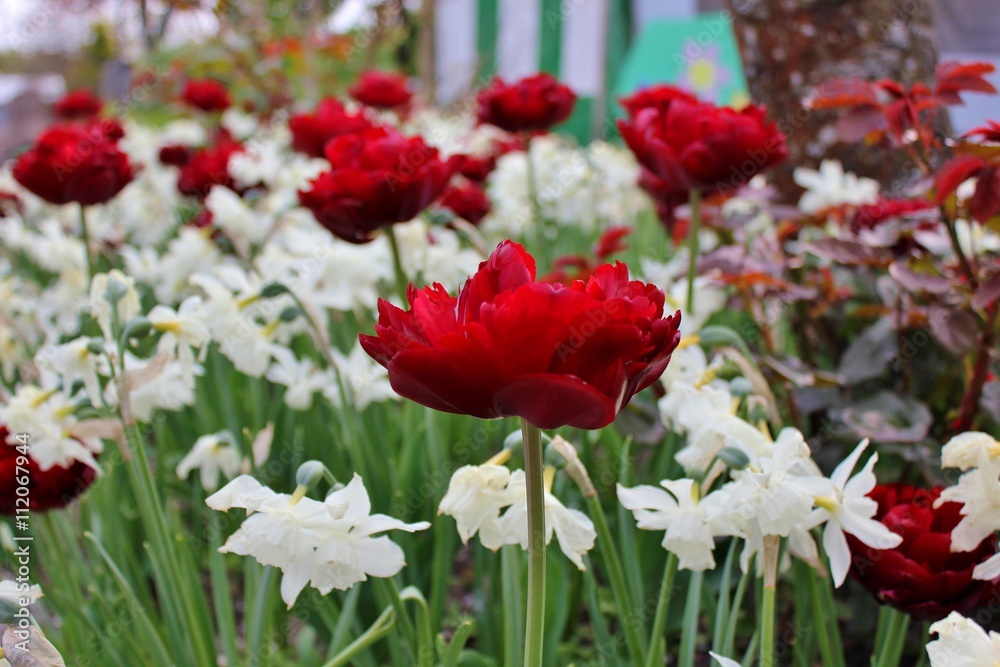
<box><xmin>322</xmin><ymin>606</ymin><xmax>397</xmax><ymax>667</ymax></box>
<box><xmin>520</xmin><ymin>418</ymin><xmax>547</xmax><ymax>667</ymax></box>
<box><xmin>874</xmin><ymin>608</ymin><xmax>910</xmax><ymax>667</ymax></box>
<box><xmin>524</xmin><ymin>136</ymin><xmax>546</xmax><ymax>259</ymax></box>
<box><xmin>385</xmin><ymin>225</ymin><xmax>411</xmax><ymax>304</ymax></box>
<box><xmin>684</xmin><ymin>188</ymin><xmax>701</xmax><ymax>315</ymax></box>
<box><xmin>646</xmin><ymin>552</ymin><xmax>679</xmax><ymax>667</ymax></box>
<box><xmin>585</xmin><ymin>494</ymin><xmax>647</xmax><ymax>667</ymax></box>
<box><xmin>679</xmin><ymin>570</ymin><xmax>704</xmax><ymax>667</ymax></box>
<box><xmin>809</xmin><ymin>569</ymin><xmax>845</xmax><ymax>667</ymax></box>
<box><xmin>79</xmin><ymin>204</ymin><xmax>95</xmax><ymax>281</ymax></box>
<box><xmin>502</xmin><ymin>546</ymin><xmax>524</xmax><ymax>667</ymax></box>
<box><xmin>760</xmin><ymin>535</ymin><xmax>780</xmax><ymax>667</ymax></box>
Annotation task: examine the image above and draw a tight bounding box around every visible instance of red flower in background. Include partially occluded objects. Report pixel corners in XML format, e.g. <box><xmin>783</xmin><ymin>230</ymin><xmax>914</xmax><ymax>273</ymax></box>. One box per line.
<box><xmin>177</xmin><ymin>131</ymin><xmax>243</xmax><ymax>199</ymax></box>
<box><xmin>476</xmin><ymin>74</ymin><xmax>577</xmax><ymax>134</ymax></box>
<box><xmin>348</xmin><ymin>70</ymin><xmax>414</xmax><ymax>110</ymax></box>
<box><xmin>298</xmin><ymin>126</ymin><xmax>454</xmax><ymax>244</ymax></box>
<box><xmin>0</xmin><ymin>427</ymin><xmax>96</xmax><ymax>514</ymax></box>
<box><xmin>453</xmin><ymin>153</ymin><xmax>497</xmax><ymax>183</ymax></box>
<box><xmin>13</xmin><ymin>122</ymin><xmax>135</xmax><ymax>206</ymax></box>
<box><xmin>53</xmin><ymin>89</ymin><xmax>103</xmax><ymax>120</ymax></box>
<box><xmin>544</xmin><ymin>227</ymin><xmax>632</xmax><ymax>284</ymax></box>
<box><xmin>288</xmin><ymin>98</ymin><xmax>373</xmax><ymax>158</ymax></box>
<box><xmin>619</xmin><ymin>84</ymin><xmax>699</xmax><ymax>117</ymax></box>
<box><xmin>439</xmin><ymin>181</ymin><xmax>491</xmax><ymax>225</ymax></box>
<box><xmin>846</xmin><ymin>484</ymin><xmax>1000</xmax><ymax>621</ymax></box>
<box><xmin>181</xmin><ymin>78</ymin><xmax>231</xmax><ymax>113</ymax></box>
<box><xmin>159</xmin><ymin>144</ymin><xmax>192</xmax><ymax>167</ymax></box>
<box><xmin>618</xmin><ymin>98</ymin><xmax>787</xmax><ymax>199</ymax></box>
<box><xmin>360</xmin><ymin>241</ymin><xmax>681</xmax><ymax>430</ymax></box>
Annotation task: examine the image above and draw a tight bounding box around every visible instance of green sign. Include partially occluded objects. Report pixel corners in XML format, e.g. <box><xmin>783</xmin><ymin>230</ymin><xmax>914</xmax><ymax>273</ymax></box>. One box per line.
<box><xmin>614</xmin><ymin>12</ymin><xmax>750</xmax><ymax>113</ymax></box>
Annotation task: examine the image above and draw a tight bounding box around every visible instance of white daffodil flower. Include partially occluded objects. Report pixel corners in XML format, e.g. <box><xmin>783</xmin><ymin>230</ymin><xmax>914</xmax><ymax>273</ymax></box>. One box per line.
<box><xmin>941</xmin><ymin>431</ymin><xmax>1000</xmax><ymax>470</ymax></box>
<box><xmin>927</xmin><ymin>612</ymin><xmax>1000</xmax><ymax>666</ymax></box>
<box><xmin>793</xmin><ymin>159</ymin><xmax>879</xmax><ymax>215</ymax></box>
<box><xmin>438</xmin><ymin>464</ymin><xmax>514</xmax><ymax>550</ymax></box>
<box><xmin>149</xmin><ymin>295</ymin><xmax>210</xmax><ymax>387</ymax></box>
<box><xmin>617</xmin><ymin>478</ymin><xmax>729</xmax><ymax>571</ymax></box>
<box><xmin>810</xmin><ymin>439</ymin><xmax>903</xmax><ymax>586</ymax></box>
<box><xmin>328</xmin><ymin>343</ymin><xmax>399</xmax><ymax>411</ymax></box>
<box><xmin>38</xmin><ymin>337</ymin><xmax>109</xmax><ymax>406</ymax></box>
<box><xmin>89</xmin><ymin>270</ymin><xmax>141</xmax><ymax>339</ymax></box>
<box><xmin>208</xmin><ymin>474</ymin><xmax>429</xmax><ymax>609</ymax></box>
<box><xmin>308</xmin><ymin>475</ymin><xmax>430</xmax><ymax>595</ymax></box>
<box><xmin>177</xmin><ymin>432</ymin><xmax>242</xmax><ymax>491</ymax></box>
<box><xmin>266</xmin><ymin>346</ymin><xmax>331</xmax><ymax>410</ymax></box>
<box><xmin>709</xmin><ymin>653</ymin><xmax>741</xmax><ymax>667</ymax></box>
<box><xmin>499</xmin><ymin>469</ymin><xmax>596</xmax><ymax>571</ymax></box>
<box><xmin>938</xmin><ymin>452</ymin><xmax>1000</xmax><ymax>579</ymax></box>
<box><xmin>0</xmin><ymin>580</ymin><xmax>42</xmax><ymax>606</ymax></box>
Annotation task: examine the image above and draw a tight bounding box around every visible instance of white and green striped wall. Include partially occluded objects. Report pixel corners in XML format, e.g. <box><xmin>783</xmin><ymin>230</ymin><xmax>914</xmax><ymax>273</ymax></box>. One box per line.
<box><xmin>434</xmin><ymin>0</ymin><xmax>703</xmax><ymax>142</ymax></box>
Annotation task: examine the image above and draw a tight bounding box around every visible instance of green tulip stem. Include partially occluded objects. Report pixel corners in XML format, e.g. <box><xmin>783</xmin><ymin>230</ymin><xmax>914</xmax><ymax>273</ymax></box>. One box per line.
<box><xmin>520</xmin><ymin>418</ymin><xmax>547</xmax><ymax>667</ymax></box>
<box><xmin>684</xmin><ymin>188</ymin><xmax>702</xmax><ymax>315</ymax></box>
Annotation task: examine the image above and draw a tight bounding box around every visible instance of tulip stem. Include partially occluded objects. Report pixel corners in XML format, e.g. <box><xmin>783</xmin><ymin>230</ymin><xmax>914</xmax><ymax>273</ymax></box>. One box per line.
<box><xmin>684</xmin><ymin>188</ymin><xmax>701</xmax><ymax>315</ymax></box>
<box><xmin>79</xmin><ymin>204</ymin><xmax>94</xmax><ymax>281</ymax></box>
<box><xmin>523</xmin><ymin>136</ymin><xmax>546</xmax><ymax>261</ymax></box>
<box><xmin>385</xmin><ymin>226</ymin><xmax>410</xmax><ymax>304</ymax></box>
<box><xmin>520</xmin><ymin>418</ymin><xmax>546</xmax><ymax>667</ymax></box>
<box><xmin>874</xmin><ymin>608</ymin><xmax>910</xmax><ymax>667</ymax></box>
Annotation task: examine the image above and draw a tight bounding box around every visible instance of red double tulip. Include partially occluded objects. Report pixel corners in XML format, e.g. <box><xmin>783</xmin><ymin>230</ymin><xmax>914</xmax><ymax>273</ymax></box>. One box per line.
<box><xmin>439</xmin><ymin>181</ymin><xmax>491</xmax><ymax>225</ymax></box>
<box><xmin>619</xmin><ymin>84</ymin><xmax>699</xmax><ymax>117</ymax></box>
<box><xmin>847</xmin><ymin>484</ymin><xmax>1000</xmax><ymax>621</ymax></box>
<box><xmin>0</xmin><ymin>427</ymin><xmax>97</xmax><ymax>514</ymax></box>
<box><xmin>13</xmin><ymin>121</ymin><xmax>136</xmax><ymax>206</ymax></box>
<box><xmin>53</xmin><ymin>89</ymin><xmax>103</xmax><ymax>120</ymax></box>
<box><xmin>298</xmin><ymin>126</ymin><xmax>454</xmax><ymax>243</ymax></box>
<box><xmin>618</xmin><ymin>99</ymin><xmax>786</xmax><ymax>199</ymax></box>
<box><xmin>476</xmin><ymin>74</ymin><xmax>577</xmax><ymax>134</ymax></box>
<box><xmin>360</xmin><ymin>241</ymin><xmax>682</xmax><ymax>430</ymax></box>
<box><xmin>177</xmin><ymin>131</ymin><xmax>243</xmax><ymax>199</ymax></box>
<box><xmin>348</xmin><ymin>70</ymin><xmax>414</xmax><ymax>110</ymax></box>
<box><xmin>181</xmin><ymin>78</ymin><xmax>231</xmax><ymax>113</ymax></box>
<box><xmin>288</xmin><ymin>98</ymin><xmax>373</xmax><ymax>158</ymax></box>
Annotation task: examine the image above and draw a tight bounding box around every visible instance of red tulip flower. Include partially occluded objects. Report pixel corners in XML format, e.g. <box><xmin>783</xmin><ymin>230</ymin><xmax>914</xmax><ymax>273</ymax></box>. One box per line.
<box><xmin>181</xmin><ymin>78</ymin><xmax>231</xmax><ymax>113</ymax></box>
<box><xmin>0</xmin><ymin>427</ymin><xmax>97</xmax><ymax>514</ymax></box>
<box><xmin>177</xmin><ymin>131</ymin><xmax>243</xmax><ymax>199</ymax></box>
<box><xmin>298</xmin><ymin>127</ymin><xmax>454</xmax><ymax>244</ymax></box>
<box><xmin>348</xmin><ymin>70</ymin><xmax>414</xmax><ymax>110</ymax></box>
<box><xmin>476</xmin><ymin>74</ymin><xmax>577</xmax><ymax>134</ymax></box>
<box><xmin>159</xmin><ymin>144</ymin><xmax>193</xmax><ymax>167</ymax></box>
<box><xmin>453</xmin><ymin>153</ymin><xmax>498</xmax><ymax>183</ymax></box>
<box><xmin>846</xmin><ymin>484</ymin><xmax>1000</xmax><ymax>621</ymax></box>
<box><xmin>288</xmin><ymin>98</ymin><xmax>373</xmax><ymax>158</ymax></box>
<box><xmin>359</xmin><ymin>241</ymin><xmax>682</xmax><ymax>430</ymax></box>
<box><xmin>619</xmin><ymin>84</ymin><xmax>699</xmax><ymax>117</ymax></box>
<box><xmin>439</xmin><ymin>181</ymin><xmax>491</xmax><ymax>225</ymax></box>
<box><xmin>53</xmin><ymin>89</ymin><xmax>103</xmax><ymax>120</ymax></box>
<box><xmin>618</xmin><ymin>99</ymin><xmax>787</xmax><ymax>198</ymax></box>
<box><xmin>13</xmin><ymin>121</ymin><xmax>136</xmax><ymax>206</ymax></box>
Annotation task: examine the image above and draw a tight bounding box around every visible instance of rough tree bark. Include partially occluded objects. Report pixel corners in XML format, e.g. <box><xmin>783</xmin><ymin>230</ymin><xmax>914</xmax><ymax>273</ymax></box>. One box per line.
<box><xmin>724</xmin><ymin>0</ymin><xmax>946</xmax><ymax>197</ymax></box>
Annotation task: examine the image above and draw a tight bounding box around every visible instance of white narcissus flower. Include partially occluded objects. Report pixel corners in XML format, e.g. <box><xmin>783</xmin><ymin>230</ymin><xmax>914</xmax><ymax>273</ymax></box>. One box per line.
<box><xmin>208</xmin><ymin>474</ymin><xmax>429</xmax><ymax>609</ymax></box>
<box><xmin>810</xmin><ymin>439</ymin><xmax>903</xmax><ymax>586</ymax></box>
<box><xmin>709</xmin><ymin>653</ymin><xmax>741</xmax><ymax>667</ymax></box>
<box><xmin>177</xmin><ymin>432</ymin><xmax>242</xmax><ymax>491</ymax></box>
<box><xmin>0</xmin><ymin>579</ymin><xmax>42</xmax><ymax>606</ymax></box>
<box><xmin>149</xmin><ymin>295</ymin><xmax>210</xmax><ymax>387</ymax></box>
<box><xmin>617</xmin><ymin>479</ymin><xmax>728</xmax><ymax>571</ymax></box>
<box><xmin>793</xmin><ymin>159</ymin><xmax>879</xmax><ymax>214</ymax></box>
<box><xmin>329</xmin><ymin>342</ymin><xmax>399</xmax><ymax>411</ymax></box>
<box><xmin>38</xmin><ymin>337</ymin><xmax>109</xmax><ymax>406</ymax></box>
<box><xmin>89</xmin><ymin>270</ymin><xmax>141</xmax><ymax>339</ymax></box>
<box><xmin>499</xmin><ymin>469</ymin><xmax>596</xmax><ymax>571</ymax></box>
<box><xmin>0</xmin><ymin>384</ymin><xmax>103</xmax><ymax>472</ymax></box>
<box><xmin>266</xmin><ymin>346</ymin><xmax>330</xmax><ymax>411</ymax></box>
<box><xmin>438</xmin><ymin>464</ymin><xmax>514</xmax><ymax>550</ymax></box>
<box><xmin>926</xmin><ymin>612</ymin><xmax>1000</xmax><ymax>666</ymax></box>
<box><xmin>937</xmin><ymin>452</ymin><xmax>1000</xmax><ymax>579</ymax></box>
<box><xmin>941</xmin><ymin>432</ymin><xmax>1000</xmax><ymax>470</ymax></box>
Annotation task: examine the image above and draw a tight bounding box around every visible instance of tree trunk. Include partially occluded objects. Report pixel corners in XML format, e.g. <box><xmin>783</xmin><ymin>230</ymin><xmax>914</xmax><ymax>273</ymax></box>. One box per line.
<box><xmin>725</xmin><ymin>0</ymin><xmax>945</xmax><ymax>197</ymax></box>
